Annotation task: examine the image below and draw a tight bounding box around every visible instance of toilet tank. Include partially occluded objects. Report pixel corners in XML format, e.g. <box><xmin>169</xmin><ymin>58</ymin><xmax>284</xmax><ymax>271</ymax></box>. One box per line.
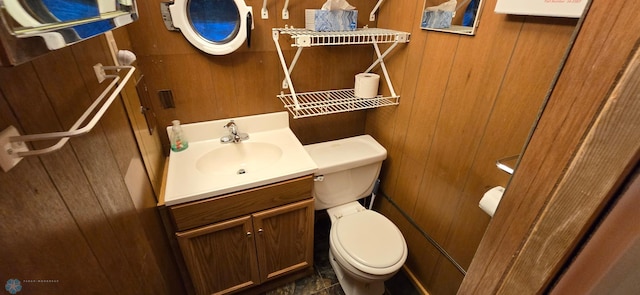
<box><xmin>304</xmin><ymin>135</ymin><xmax>387</xmax><ymax>210</ymax></box>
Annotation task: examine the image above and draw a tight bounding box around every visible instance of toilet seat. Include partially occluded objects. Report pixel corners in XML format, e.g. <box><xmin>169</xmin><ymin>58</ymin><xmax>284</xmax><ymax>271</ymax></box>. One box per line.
<box><xmin>330</xmin><ymin>210</ymin><xmax>407</xmax><ymax>276</ymax></box>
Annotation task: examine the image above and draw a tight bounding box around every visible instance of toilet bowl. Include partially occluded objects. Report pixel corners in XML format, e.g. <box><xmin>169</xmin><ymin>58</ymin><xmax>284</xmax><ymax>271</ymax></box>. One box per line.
<box><xmin>304</xmin><ymin>135</ymin><xmax>408</xmax><ymax>295</ymax></box>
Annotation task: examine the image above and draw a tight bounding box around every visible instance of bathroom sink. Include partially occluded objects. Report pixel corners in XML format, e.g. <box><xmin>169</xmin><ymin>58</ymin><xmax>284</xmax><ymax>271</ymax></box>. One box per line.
<box><xmin>163</xmin><ymin>112</ymin><xmax>318</xmax><ymax>206</ymax></box>
<box><xmin>195</xmin><ymin>142</ymin><xmax>283</xmax><ymax>175</ymax></box>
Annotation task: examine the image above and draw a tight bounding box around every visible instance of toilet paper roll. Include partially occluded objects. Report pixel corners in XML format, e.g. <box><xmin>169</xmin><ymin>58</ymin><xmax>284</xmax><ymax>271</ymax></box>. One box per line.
<box><xmin>354</xmin><ymin>73</ymin><xmax>380</xmax><ymax>98</ymax></box>
<box><xmin>479</xmin><ymin>186</ymin><xmax>505</xmax><ymax>217</ymax></box>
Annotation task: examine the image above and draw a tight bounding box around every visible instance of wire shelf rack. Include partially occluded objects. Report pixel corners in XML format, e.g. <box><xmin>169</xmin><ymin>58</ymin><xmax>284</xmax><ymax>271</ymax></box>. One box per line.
<box><xmin>272</xmin><ymin>27</ymin><xmax>410</xmax><ymax>119</ymax></box>
<box><xmin>277</xmin><ymin>27</ymin><xmax>410</xmax><ymax>47</ymax></box>
<box><xmin>278</xmin><ymin>89</ymin><xmax>399</xmax><ymax>118</ymax></box>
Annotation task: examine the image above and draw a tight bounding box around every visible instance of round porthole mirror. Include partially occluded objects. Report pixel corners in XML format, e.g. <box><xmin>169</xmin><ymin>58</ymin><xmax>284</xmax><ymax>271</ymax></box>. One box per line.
<box><xmin>169</xmin><ymin>0</ymin><xmax>253</xmax><ymax>55</ymax></box>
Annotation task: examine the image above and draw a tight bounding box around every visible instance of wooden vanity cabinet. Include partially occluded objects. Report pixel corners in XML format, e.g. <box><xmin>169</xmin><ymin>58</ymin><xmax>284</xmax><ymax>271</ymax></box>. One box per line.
<box><xmin>166</xmin><ymin>175</ymin><xmax>315</xmax><ymax>295</ymax></box>
<box><xmin>253</xmin><ymin>200</ymin><xmax>314</xmax><ymax>282</ymax></box>
<box><xmin>176</xmin><ymin>215</ymin><xmax>260</xmax><ymax>295</ymax></box>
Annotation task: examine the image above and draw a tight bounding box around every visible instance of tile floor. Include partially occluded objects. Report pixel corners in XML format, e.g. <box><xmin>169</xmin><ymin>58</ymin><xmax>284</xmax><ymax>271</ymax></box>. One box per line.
<box><xmin>265</xmin><ymin>211</ymin><xmax>420</xmax><ymax>295</ymax></box>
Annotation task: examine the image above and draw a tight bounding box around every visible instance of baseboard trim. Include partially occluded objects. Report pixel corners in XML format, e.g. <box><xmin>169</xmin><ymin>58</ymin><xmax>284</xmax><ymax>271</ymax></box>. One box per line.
<box><xmin>402</xmin><ymin>265</ymin><xmax>430</xmax><ymax>295</ymax></box>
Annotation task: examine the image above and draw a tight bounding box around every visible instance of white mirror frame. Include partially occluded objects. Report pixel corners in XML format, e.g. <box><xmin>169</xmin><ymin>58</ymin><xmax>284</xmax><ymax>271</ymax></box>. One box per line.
<box><xmin>169</xmin><ymin>0</ymin><xmax>253</xmax><ymax>55</ymax></box>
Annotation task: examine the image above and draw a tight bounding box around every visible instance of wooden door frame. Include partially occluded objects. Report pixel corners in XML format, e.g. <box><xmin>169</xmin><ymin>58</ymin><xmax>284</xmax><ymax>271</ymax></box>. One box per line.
<box><xmin>459</xmin><ymin>0</ymin><xmax>640</xmax><ymax>293</ymax></box>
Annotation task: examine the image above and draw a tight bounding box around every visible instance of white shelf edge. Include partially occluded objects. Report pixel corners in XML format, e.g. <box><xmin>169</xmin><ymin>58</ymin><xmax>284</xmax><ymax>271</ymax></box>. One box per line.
<box><xmin>277</xmin><ymin>89</ymin><xmax>399</xmax><ymax>118</ymax></box>
<box><xmin>273</xmin><ymin>27</ymin><xmax>410</xmax><ymax>47</ymax></box>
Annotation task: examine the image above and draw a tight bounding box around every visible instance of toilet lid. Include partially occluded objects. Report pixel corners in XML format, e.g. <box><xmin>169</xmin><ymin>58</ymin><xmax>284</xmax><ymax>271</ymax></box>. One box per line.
<box><xmin>333</xmin><ymin>210</ymin><xmax>406</xmax><ymax>270</ymax></box>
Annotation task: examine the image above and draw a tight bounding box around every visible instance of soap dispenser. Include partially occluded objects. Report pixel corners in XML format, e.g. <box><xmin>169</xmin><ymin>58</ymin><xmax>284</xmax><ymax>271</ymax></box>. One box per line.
<box><xmin>170</xmin><ymin>120</ymin><xmax>189</xmax><ymax>152</ymax></box>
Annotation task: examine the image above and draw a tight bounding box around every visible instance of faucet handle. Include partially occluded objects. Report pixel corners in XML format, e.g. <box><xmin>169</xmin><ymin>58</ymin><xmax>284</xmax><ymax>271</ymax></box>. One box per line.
<box><xmin>224</xmin><ymin>120</ymin><xmax>237</xmax><ymax>134</ymax></box>
<box><xmin>223</xmin><ymin>120</ymin><xmax>236</xmax><ymax>128</ymax></box>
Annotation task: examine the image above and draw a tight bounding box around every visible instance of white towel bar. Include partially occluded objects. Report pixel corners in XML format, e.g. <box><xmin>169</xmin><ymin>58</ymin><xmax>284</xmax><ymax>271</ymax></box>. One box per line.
<box><xmin>0</xmin><ymin>65</ymin><xmax>135</xmax><ymax>172</ymax></box>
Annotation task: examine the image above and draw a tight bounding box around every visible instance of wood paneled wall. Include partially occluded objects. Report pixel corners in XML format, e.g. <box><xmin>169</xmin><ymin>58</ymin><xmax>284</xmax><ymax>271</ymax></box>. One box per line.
<box><xmin>123</xmin><ymin>0</ymin><xmax>578</xmax><ymax>294</ymax></box>
<box><xmin>460</xmin><ymin>0</ymin><xmax>640</xmax><ymax>292</ymax></box>
<box><xmin>365</xmin><ymin>0</ymin><xmax>578</xmax><ymax>293</ymax></box>
<box><xmin>126</xmin><ymin>0</ymin><xmax>387</xmax><ymax>149</ymax></box>
<box><xmin>0</xmin><ymin>35</ymin><xmax>183</xmax><ymax>294</ymax></box>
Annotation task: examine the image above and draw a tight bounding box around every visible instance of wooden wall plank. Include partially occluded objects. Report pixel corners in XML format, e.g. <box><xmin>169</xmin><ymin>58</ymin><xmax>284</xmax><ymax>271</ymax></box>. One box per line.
<box><xmin>290</xmin><ymin>111</ymin><xmax>365</xmax><ymax>145</ymax></box>
<box><xmin>36</xmin><ymin>48</ymin><xmax>160</xmax><ymax>295</ymax></box>
<box><xmin>112</xmin><ymin>28</ymin><xmax>166</xmax><ymax>194</ymax></box>
<box><xmin>499</xmin><ymin>41</ymin><xmax>640</xmax><ymax>295</ymax></box>
<box><xmin>390</xmin><ymin>32</ymin><xmax>458</xmax><ymax>212</ymax></box>
<box><xmin>75</xmin><ymin>37</ymin><xmax>184</xmax><ymax>294</ymax></box>
<box><xmin>428</xmin><ymin>257</ymin><xmax>465</xmax><ymax>295</ymax></box>
<box><xmin>460</xmin><ymin>0</ymin><xmax>640</xmax><ymax>293</ymax></box>
<box><xmin>377</xmin><ymin>197</ymin><xmax>441</xmax><ymax>290</ymax></box>
<box><xmin>443</xmin><ymin>16</ymin><xmax>577</xmax><ymax>269</ymax></box>
<box><xmin>206</xmin><ymin>55</ymin><xmax>238</xmax><ymax>119</ymax></box>
<box><xmin>367</xmin><ymin>0</ymin><xmax>432</xmax><ymax>200</ymax></box>
<box><xmin>0</xmin><ymin>86</ymin><xmax>118</xmax><ymax>294</ymax></box>
<box><xmin>135</xmin><ymin>55</ymin><xmax>176</xmax><ymax>145</ymax></box>
<box><xmin>71</xmin><ymin>36</ymin><xmax>139</xmax><ymax>175</ymax></box>
<box><xmin>365</xmin><ymin>0</ymin><xmax>578</xmax><ymax>293</ymax></box>
<box><xmin>411</xmin><ymin>0</ymin><xmax>523</xmax><ymax>246</ymax></box>
<box><xmin>229</xmin><ymin>51</ymin><xmax>283</xmax><ymax>116</ymax></box>
<box><xmin>550</xmin><ymin>167</ymin><xmax>640</xmax><ymax>295</ymax></box>
<box><xmin>0</xmin><ymin>32</ymin><xmax>183</xmax><ymax>294</ymax></box>
<box><xmin>0</xmin><ymin>149</ymin><xmax>117</xmax><ymax>294</ymax></box>
<box><xmin>162</xmin><ymin>53</ymin><xmax>219</xmax><ymax>122</ymax></box>
<box><xmin>110</xmin><ymin>28</ymin><xmax>187</xmax><ymax>294</ymax></box>
<box><xmin>0</xmin><ymin>61</ymin><xmax>144</xmax><ymax>295</ymax></box>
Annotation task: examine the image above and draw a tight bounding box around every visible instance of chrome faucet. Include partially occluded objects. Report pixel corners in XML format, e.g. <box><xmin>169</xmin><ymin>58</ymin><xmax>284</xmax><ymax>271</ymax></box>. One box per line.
<box><xmin>220</xmin><ymin>120</ymin><xmax>249</xmax><ymax>143</ymax></box>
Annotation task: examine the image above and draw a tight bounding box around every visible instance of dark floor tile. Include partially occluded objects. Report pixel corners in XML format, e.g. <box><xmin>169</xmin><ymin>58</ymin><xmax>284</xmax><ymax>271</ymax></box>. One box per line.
<box><xmin>290</xmin><ymin>273</ymin><xmax>327</xmax><ymax>294</ymax></box>
<box><xmin>316</xmin><ymin>264</ymin><xmax>338</xmax><ymax>287</ymax></box>
<box><xmin>265</xmin><ymin>282</ymin><xmax>295</xmax><ymax>295</ymax></box>
<box><xmin>314</xmin><ymin>240</ymin><xmax>330</xmax><ymax>263</ymax></box>
<box><xmin>324</xmin><ymin>283</ymin><xmax>345</xmax><ymax>295</ymax></box>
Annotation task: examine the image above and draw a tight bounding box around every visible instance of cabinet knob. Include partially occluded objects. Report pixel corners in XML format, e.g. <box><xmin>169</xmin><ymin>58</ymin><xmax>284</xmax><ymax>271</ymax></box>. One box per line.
<box><xmin>258</xmin><ymin>228</ymin><xmax>263</xmax><ymax>234</ymax></box>
<box><xmin>246</xmin><ymin>231</ymin><xmax>252</xmax><ymax>237</ymax></box>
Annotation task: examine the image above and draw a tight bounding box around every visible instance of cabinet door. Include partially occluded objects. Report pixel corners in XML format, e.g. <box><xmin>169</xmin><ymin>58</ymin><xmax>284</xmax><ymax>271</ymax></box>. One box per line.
<box><xmin>176</xmin><ymin>215</ymin><xmax>260</xmax><ymax>295</ymax></box>
<box><xmin>253</xmin><ymin>198</ymin><xmax>315</xmax><ymax>282</ymax></box>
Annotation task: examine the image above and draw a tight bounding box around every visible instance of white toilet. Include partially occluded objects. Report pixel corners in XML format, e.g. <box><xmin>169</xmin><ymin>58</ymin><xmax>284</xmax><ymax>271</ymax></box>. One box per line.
<box><xmin>304</xmin><ymin>135</ymin><xmax>408</xmax><ymax>295</ymax></box>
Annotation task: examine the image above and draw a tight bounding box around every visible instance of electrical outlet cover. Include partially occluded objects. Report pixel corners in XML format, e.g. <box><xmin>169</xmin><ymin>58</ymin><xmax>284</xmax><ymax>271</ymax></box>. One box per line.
<box><xmin>0</xmin><ymin>126</ymin><xmax>29</xmax><ymax>172</ymax></box>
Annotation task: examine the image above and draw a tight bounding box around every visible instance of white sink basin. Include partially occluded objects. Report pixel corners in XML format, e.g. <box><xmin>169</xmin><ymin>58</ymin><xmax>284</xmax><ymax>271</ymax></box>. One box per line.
<box><xmin>196</xmin><ymin>142</ymin><xmax>283</xmax><ymax>175</ymax></box>
<box><xmin>163</xmin><ymin>112</ymin><xmax>318</xmax><ymax>206</ymax></box>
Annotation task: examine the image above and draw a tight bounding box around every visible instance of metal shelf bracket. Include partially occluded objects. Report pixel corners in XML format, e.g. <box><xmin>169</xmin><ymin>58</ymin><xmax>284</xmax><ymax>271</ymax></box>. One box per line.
<box><xmin>261</xmin><ymin>0</ymin><xmax>268</xmax><ymax>19</ymax></box>
<box><xmin>282</xmin><ymin>0</ymin><xmax>289</xmax><ymax>19</ymax></box>
<box><xmin>370</xmin><ymin>0</ymin><xmax>385</xmax><ymax>21</ymax></box>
